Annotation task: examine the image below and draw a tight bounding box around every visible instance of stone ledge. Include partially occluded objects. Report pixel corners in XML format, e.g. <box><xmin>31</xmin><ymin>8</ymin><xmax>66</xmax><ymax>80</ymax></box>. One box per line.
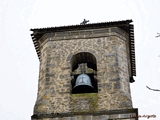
<box><xmin>39</xmin><ymin>27</ymin><xmax>127</xmax><ymax>42</ymax></box>
<box><xmin>31</xmin><ymin>108</ymin><xmax>138</xmax><ymax>119</ymax></box>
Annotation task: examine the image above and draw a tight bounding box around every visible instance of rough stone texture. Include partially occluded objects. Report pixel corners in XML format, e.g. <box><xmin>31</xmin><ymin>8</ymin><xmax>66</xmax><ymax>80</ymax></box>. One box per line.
<box><xmin>32</xmin><ymin>27</ymin><xmax>136</xmax><ymax>119</ymax></box>
<box><xmin>70</xmin><ymin>93</ymin><xmax>98</xmax><ymax>113</ymax></box>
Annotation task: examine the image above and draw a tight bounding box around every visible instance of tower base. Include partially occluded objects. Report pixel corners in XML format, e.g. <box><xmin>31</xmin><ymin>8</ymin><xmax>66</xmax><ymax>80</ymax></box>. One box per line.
<box><xmin>31</xmin><ymin>108</ymin><xmax>138</xmax><ymax>120</ymax></box>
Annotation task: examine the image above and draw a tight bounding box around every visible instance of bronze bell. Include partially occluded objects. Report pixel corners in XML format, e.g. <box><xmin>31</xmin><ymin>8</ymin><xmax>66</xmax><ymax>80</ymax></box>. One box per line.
<box><xmin>72</xmin><ymin>74</ymin><xmax>95</xmax><ymax>94</ymax></box>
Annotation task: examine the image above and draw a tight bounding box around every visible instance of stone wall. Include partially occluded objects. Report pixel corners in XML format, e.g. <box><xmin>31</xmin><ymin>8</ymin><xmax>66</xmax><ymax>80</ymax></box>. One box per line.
<box><xmin>33</xmin><ymin>27</ymin><xmax>133</xmax><ymax>116</ymax></box>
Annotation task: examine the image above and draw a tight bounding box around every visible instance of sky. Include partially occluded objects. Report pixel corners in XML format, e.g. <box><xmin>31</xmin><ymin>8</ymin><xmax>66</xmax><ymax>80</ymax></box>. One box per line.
<box><xmin>0</xmin><ymin>0</ymin><xmax>160</xmax><ymax>120</ymax></box>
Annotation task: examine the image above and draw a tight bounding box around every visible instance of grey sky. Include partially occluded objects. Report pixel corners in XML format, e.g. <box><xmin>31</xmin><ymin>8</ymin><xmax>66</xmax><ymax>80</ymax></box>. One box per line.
<box><xmin>0</xmin><ymin>0</ymin><xmax>160</xmax><ymax>119</ymax></box>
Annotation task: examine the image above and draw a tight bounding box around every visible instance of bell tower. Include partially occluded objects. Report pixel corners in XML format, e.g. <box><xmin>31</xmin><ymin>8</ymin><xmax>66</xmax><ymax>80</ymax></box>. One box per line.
<box><xmin>30</xmin><ymin>20</ymin><xmax>138</xmax><ymax>120</ymax></box>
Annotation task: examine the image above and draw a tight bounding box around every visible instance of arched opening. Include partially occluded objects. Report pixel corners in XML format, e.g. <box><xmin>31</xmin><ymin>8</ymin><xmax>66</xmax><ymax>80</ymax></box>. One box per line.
<box><xmin>71</xmin><ymin>52</ymin><xmax>98</xmax><ymax>94</ymax></box>
<box><xmin>71</xmin><ymin>52</ymin><xmax>97</xmax><ymax>71</ymax></box>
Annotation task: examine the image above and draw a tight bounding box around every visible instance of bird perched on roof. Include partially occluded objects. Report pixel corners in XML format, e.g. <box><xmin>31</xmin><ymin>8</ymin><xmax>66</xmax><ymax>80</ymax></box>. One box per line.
<box><xmin>80</xmin><ymin>19</ymin><xmax>89</xmax><ymax>25</ymax></box>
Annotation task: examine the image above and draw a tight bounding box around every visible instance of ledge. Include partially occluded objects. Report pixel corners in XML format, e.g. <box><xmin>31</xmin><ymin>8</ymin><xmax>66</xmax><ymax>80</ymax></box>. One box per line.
<box><xmin>31</xmin><ymin>108</ymin><xmax>138</xmax><ymax>119</ymax></box>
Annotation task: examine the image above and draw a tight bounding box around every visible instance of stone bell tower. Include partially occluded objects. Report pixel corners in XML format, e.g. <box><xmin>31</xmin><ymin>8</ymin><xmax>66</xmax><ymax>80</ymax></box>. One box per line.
<box><xmin>30</xmin><ymin>20</ymin><xmax>138</xmax><ymax>120</ymax></box>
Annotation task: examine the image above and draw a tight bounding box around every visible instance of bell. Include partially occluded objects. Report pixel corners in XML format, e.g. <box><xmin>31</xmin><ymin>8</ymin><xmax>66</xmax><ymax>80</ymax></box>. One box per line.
<box><xmin>72</xmin><ymin>74</ymin><xmax>95</xmax><ymax>94</ymax></box>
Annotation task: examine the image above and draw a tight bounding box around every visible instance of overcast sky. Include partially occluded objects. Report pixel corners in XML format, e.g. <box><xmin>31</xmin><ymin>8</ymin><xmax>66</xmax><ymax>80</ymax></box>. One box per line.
<box><xmin>0</xmin><ymin>0</ymin><xmax>160</xmax><ymax>120</ymax></box>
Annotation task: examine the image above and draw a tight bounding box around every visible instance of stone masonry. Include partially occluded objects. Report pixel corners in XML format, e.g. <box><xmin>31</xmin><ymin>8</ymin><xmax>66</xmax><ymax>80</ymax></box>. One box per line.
<box><xmin>31</xmin><ymin>21</ymin><xmax>138</xmax><ymax>120</ymax></box>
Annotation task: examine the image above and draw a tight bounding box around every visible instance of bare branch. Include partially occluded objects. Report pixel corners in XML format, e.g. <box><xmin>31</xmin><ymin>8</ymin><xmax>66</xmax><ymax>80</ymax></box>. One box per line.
<box><xmin>156</xmin><ymin>33</ymin><xmax>160</xmax><ymax>37</ymax></box>
<box><xmin>146</xmin><ymin>86</ymin><xmax>160</xmax><ymax>91</ymax></box>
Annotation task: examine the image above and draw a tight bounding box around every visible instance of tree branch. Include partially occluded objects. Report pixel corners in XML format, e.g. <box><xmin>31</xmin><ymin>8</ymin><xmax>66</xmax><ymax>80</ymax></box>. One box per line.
<box><xmin>156</xmin><ymin>33</ymin><xmax>160</xmax><ymax>37</ymax></box>
<box><xmin>146</xmin><ymin>86</ymin><xmax>160</xmax><ymax>91</ymax></box>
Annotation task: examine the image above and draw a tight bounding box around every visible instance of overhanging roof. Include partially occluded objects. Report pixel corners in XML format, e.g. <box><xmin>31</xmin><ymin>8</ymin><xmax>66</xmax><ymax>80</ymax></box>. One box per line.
<box><xmin>30</xmin><ymin>20</ymin><xmax>136</xmax><ymax>77</ymax></box>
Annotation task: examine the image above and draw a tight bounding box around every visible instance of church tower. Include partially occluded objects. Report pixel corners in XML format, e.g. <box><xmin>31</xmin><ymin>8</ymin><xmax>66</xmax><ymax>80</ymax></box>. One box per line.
<box><xmin>30</xmin><ymin>20</ymin><xmax>138</xmax><ymax>120</ymax></box>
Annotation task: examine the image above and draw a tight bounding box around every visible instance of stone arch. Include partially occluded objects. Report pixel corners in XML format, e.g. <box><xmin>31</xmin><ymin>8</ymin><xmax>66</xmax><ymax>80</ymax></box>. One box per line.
<box><xmin>70</xmin><ymin>52</ymin><xmax>97</xmax><ymax>72</ymax></box>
